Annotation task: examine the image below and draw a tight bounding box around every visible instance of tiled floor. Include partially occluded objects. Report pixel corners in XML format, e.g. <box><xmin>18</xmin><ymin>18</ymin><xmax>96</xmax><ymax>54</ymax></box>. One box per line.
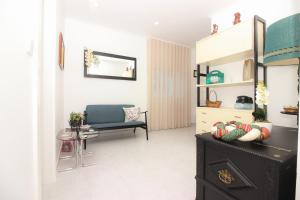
<box><xmin>43</xmin><ymin>126</ymin><xmax>196</xmax><ymax>200</ymax></box>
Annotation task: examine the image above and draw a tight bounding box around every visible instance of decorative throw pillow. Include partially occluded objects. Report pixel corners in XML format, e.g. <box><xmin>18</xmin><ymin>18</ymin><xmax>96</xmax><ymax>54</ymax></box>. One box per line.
<box><xmin>123</xmin><ymin>107</ymin><xmax>140</xmax><ymax>122</ymax></box>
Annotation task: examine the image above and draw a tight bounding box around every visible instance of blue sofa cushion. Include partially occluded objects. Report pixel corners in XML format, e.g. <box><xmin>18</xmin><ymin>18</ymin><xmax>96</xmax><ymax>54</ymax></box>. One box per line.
<box><xmin>90</xmin><ymin>121</ymin><xmax>145</xmax><ymax>129</ymax></box>
<box><xmin>86</xmin><ymin>104</ymin><xmax>134</xmax><ymax>124</ymax></box>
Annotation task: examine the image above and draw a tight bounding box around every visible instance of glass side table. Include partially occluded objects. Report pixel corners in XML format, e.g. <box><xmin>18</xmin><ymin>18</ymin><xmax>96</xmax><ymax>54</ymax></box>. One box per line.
<box><xmin>56</xmin><ymin>129</ymin><xmax>78</xmax><ymax>172</ymax></box>
<box><xmin>57</xmin><ymin>127</ymin><xmax>100</xmax><ymax>172</ymax></box>
<box><xmin>78</xmin><ymin>130</ymin><xmax>99</xmax><ymax>167</ymax></box>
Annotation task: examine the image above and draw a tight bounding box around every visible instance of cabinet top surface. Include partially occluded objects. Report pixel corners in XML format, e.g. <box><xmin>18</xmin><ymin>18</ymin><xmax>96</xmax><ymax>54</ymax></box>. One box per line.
<box><xmin>196</xmin><ymin>126</ymin><xmax>298</xmax><ymax>163</ymax></box>
<box><xmin>196</xmin><ymin>19</ymin><xmax>252</xmax><ymax>42</ymax></box>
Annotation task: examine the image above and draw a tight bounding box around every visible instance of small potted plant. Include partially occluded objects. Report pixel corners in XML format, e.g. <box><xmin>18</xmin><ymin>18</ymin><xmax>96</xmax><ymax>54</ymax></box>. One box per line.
<box><xmin>69</xmin><ymin>112</ymin><xmax>83</xmax><ymax>131</ymax></box>
<box><xmin>252</xmin><ymin>81</ymin><xmax>272</xmax><ymax>132</ymax></box>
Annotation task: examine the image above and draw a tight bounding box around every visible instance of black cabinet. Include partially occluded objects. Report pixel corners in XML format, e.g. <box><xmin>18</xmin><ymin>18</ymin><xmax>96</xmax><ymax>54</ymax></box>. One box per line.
<box><xmin>196</xmin><ymin>126</ymin><xmax>298</xmax><ymax>200</ymax></box>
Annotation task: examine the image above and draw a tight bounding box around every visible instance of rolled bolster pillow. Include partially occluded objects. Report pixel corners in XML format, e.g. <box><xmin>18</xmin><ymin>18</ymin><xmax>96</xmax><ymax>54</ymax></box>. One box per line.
<box><xmin>211</xmin><ymin>121</ymin><xmax>270</xmax><ymax>142</ymax></box>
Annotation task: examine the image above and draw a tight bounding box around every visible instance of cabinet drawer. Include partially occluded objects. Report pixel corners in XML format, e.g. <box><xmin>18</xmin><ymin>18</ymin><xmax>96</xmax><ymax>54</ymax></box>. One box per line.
<box><xmin>200</xmin><ymin>141</ymin><xmax>280</xmax><ymax>200</ymax></box>
<box><xmin>226</xmin><ymin>110</ymin><xmax>253</xmax><ymax>123</ymax></box>
<box><xmin>196</xmin><ymin>178</ymin><xmax>225</xmax><ymax>200</ymax></box>
<box><xmin>197</xmin><ymin>108</ymin><xmax>215</xmax><ymax>134</ymax></box>
<box><xmin>196</xmin><ymin>107</ymin><xmax>253</xmax><ymax>134</ymax></box>
<box><xmin>196</xmin><ymin>120</ymin><xmax>211</xmax><ymax>134</ymax></box>
<box><xmin>197</xmin><ymin>108</ymin><xmax>220</xmax><ymax>123</ymax></box>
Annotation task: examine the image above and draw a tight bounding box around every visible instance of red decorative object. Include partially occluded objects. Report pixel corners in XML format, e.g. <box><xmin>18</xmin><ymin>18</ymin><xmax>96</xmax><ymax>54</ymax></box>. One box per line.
<box><xmin>234</xmin><ymin>12</ymin><xmax>241</xmax><ymax>25</ymax></box>
<box><xmin>211</xmin><ymin>24</ymin><xmax>218</xmax><ymax>35</ymax></box>
<box><xmin>62</xmin><ymin>141</ymin><xmax>73</xmax><ymax>152</ymax></box>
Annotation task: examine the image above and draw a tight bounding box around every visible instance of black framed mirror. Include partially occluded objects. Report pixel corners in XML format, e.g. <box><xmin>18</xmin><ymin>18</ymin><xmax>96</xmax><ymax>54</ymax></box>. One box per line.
<box><xmin>84</xmin><ymin>50</ymin><xmax>137</xmax><ymax>81</ymax></box>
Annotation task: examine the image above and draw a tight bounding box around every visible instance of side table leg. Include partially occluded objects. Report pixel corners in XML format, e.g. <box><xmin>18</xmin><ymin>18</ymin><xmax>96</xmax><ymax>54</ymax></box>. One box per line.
<box><xmin>80</xmin><ymin>138</ymin><xmax>96</xmax><ymax>167</ymax></box>
<box><xmin>75</xmin><ymin>139</ymin><xmax>78</xmax><ymax>168</ymax></box>
<box><xmin>57</xmin><ymin>139</ymin><xmax>77</xmax><ymax>172</ymax></box>
<box><xmin>84</xmin><ymin>139</ymin><xmax>87</xmax><ymax>150</ymax></box>
<box><xmin>80</xmin><ymin>139</ymin><xmax>83</xmax><ymax>167</ymax></box>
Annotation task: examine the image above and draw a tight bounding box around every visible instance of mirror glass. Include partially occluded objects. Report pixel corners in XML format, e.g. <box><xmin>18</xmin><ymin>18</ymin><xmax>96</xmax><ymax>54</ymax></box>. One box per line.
<box><xmin>84</xmin><ymin>50</ymin><xmax>136</xmax><ymax>81</ymax></box>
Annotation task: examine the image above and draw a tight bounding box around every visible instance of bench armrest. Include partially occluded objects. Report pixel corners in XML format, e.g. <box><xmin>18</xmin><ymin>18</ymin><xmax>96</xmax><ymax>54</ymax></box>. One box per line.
<box><xmin>140</xmin><ymin>111</ymin><xmax>148</xmax><ymax>124</ymax></box>
<box><xmin>83</xmin><ymin>111</ymin><xmax>87</xmax><ymax>125</ymax></box>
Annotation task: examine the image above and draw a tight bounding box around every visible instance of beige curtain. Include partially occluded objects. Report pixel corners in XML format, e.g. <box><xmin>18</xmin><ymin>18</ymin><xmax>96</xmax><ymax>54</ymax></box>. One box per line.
<box><xmin>148</xmin><ymin>38</ymin><xmax>191</xmax><ymax>131</ymax></box>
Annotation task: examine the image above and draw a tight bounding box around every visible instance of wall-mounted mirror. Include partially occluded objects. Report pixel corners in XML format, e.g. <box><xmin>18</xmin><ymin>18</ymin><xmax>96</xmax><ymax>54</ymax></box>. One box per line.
<box><xmin>84</xmin><ymin>50</ymin><xmax>136</xmax><ymax>81</ymax></box>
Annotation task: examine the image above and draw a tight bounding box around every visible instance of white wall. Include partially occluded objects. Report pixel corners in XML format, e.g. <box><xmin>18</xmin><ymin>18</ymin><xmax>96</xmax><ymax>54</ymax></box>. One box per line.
<box><xmin>0</xmin><ymin>0</ymin><xmax>41</xmax><ymax>199</ymax></box>
<box><xmin>55</xmin><ymin>0</ymin><xmax>65</xmax><ymax>135</ymax></box>
<box><xmin>63</xmin><ymin>19</ymin><xmax>147</xmax><ymax>126</ymax></box>
<box><xmin>41</xmin><ymin>0</ymin><xmax>63</xmax><ymax>186</ymax></box>
<box><xmin>40</xmin><ymin>0</ymin><xmax>65</xmax><ymax>187</ymax></box>
<box><xmin>55</xmin><ymin>0</ymin><xmax>65</xmax><ymax>168</ymax></box>
<box><xmin>208</xmin><ymin>0</ymin><xmax>299</xmax><ymax>128</ymax></box>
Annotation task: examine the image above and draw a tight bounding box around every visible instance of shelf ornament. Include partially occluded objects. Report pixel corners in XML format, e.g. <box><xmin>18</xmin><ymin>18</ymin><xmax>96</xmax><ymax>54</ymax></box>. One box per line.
<box><xmin>233</xmin><ymin>12</ymin><xmax>241</xmax><ymax>25</ymax></box>
<box><xmin>84</xmin><ymin>48</ymin><xmax>100</xmax><ymax>68</ymax></box>
<box><xmin>211</xmin><ymin>24</ymin><xmax>218</xmax><ymax>35</ymax></box>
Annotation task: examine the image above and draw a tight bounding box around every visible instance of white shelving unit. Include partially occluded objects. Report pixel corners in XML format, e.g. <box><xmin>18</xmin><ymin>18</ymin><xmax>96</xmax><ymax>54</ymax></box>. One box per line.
<box><xmin>195</xmin><ymin>16</ymin><xmax>266</xmax><ymax>134</ymax></box>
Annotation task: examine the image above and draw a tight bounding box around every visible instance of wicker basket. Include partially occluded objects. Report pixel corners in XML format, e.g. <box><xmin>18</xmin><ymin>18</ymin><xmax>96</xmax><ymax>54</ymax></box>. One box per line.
<box><xmin>206</xmin><ymin>90</ymin><xmax>222</xmax><ymax>108</ymax></box>
<box><xmin>283</xmin><ymin>107</ymin><xmax>298</xmax><ymax>113</ymax></box>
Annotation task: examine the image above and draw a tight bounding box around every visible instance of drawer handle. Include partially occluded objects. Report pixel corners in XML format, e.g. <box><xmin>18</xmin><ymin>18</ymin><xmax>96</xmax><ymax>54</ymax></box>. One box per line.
<box><xmin>218</xmin><ymin>169</ymin><xmax>235</xmax><ymax>185</ymax></box>
<box><xmin>201</xmin><ymin>121</ymin><xmax>207</xmax><ymax>124</ymax></box>
<box><xmin>234</xmin><ymin>115</ymin><xmax>241</xmax><ymax>119</ymax></box>
<box><xmin>201</xmin><ymin>112</ymin><xmax>207</xmax><ymax>115</ymax></box>
<box><xmin>201</xmin><ymin>130</ymin><xmax>207</xmax><ymax>132</ymax></box>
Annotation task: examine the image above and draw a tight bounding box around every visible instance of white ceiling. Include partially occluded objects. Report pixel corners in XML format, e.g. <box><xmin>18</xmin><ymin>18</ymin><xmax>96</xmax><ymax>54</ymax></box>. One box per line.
<box><xmin>63</xmin><ymin>0</ymin><xmax>238</xmax><ymax>46</ymax></box>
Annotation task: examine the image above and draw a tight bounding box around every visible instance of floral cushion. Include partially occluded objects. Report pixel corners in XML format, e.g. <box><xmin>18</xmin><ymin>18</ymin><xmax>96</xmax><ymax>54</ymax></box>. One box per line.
<box><xmin>123</xmin><ymin>107</ymin><xmax>140</xmax><ymax>122</ymax></box>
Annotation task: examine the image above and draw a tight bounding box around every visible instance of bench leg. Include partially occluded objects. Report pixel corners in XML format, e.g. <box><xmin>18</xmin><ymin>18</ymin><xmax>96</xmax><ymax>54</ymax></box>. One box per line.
<box><xmin>84</xmin><ymin>139</ymin><xmax>87</xmax><ymax>150</ymax></box>
<box><xmin>133</xmin><ymin>127</ymin><xmax>136</xmax><ymax>135</ymax></box>
<box><xmin>143</xmin><ymin>111</ymin><xmax>149</xmax><ymax>140</ymax></box>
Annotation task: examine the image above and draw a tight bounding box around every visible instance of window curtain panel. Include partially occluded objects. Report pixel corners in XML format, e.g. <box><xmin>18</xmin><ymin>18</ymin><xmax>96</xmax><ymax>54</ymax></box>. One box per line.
<box><xmin>148</xmin><ymin>38</ymin><xmax>191</xmax><ymax>131</ymax></box>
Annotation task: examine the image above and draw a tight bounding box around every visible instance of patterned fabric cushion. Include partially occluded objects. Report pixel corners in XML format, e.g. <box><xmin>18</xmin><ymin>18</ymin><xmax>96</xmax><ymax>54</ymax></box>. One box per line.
<box><xmin>123</xmin><ymin>107</ymin><xmax>140</xmax><ymax>122</ymax></box>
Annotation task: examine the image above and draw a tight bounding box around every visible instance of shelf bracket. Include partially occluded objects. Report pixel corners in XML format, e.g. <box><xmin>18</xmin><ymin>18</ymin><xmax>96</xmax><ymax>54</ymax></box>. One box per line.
<box><xmin>257</xmin><ymin>62</ymin><xmax>266</xmax><ymax>68</ymax></box>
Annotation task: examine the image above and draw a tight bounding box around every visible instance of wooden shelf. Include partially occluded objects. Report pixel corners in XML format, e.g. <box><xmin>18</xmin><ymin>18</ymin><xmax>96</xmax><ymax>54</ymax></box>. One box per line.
<box><xmin>280</xmin><ymin>111</ymin><xmax>298</xmax><ymax>116</ymax></box>
<box><xmin>197</xmin><ymin>80</ymin><xmax>254</xmax><ymax>88</ymax></box>
<box><xmin>198</xmin><ymin>106</ymin><xmax>254</xmax><ymax>113</ymax></box>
